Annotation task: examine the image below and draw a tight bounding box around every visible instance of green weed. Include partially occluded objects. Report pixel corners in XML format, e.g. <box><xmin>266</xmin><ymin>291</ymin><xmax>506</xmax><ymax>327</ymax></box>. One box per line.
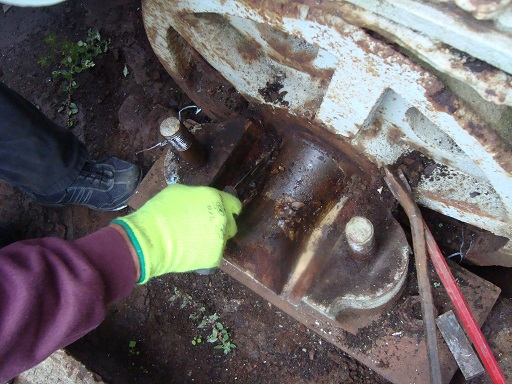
<box><xmin>169</xmin><ymin>286</ymin><xmax>195</xmax><ymax>309</ymax></box>
<box><xmin>170</xmin><ymin>286</ymin><xmax>236</xmax><ymax>354</ymax></box>
<box><xmin>199</xmin><ymin>314</ymin><xmax>236</xmax><ymax>354</ymax></box>
<box><xmin>39</xmin><ymin>29</ymin><xmax>109</xmax><ymax>127</ymax></box>
<box><xmin>128</xmin><ymin>340</ymin><xmax>140</xmax><ymax>356</ymax></box>
<box><xmin>128</xmin><ymin>341</ymin><xmax>150</xmax><ymax>373</ymax></box>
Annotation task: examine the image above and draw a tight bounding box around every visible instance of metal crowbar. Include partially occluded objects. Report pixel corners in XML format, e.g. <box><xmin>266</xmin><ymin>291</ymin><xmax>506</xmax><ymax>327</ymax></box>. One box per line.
<box><xmin>383</xmin><ymin>165</ymin><xmax>506</xmax><ymax>384</ymax></box>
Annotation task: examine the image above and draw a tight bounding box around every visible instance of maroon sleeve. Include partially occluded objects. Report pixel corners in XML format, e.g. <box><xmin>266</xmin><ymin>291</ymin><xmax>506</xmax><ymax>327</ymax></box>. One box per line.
<box><xmin>0</xmin><ymin>227</ymin><xmax>136</xmax><ymax>382</ymax></box>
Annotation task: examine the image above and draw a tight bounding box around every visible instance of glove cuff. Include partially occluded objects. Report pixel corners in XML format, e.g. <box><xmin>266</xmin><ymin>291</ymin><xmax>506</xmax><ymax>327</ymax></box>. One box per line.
<box><xmin>111</xmin><ymin>219</ymin><xmax>147</xmax><ymax>284</ymax></box>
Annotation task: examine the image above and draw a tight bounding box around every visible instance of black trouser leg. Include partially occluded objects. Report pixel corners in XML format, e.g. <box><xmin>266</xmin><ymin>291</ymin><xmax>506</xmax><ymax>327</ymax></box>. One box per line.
<box><xmin>0</xmin><ymin>82</ymin><xmax>88</xmax><ymax>196</ymax></box>
<box><xmin>0</xmin><ymin>222</ymin><xmax>17</xmax><ymax>249</ymax></box>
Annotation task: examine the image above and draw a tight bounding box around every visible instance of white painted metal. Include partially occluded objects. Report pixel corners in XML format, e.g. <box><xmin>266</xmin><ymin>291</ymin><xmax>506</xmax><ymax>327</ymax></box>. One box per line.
<box><xmin>331</xmin><ymin>4</ymin><xmax>512</xmax><ymax>107</ymax></box>
<box><xmin>347</xmin><ymin>0</ymin><xmax>512</xmax><ymax>74</ymax></box>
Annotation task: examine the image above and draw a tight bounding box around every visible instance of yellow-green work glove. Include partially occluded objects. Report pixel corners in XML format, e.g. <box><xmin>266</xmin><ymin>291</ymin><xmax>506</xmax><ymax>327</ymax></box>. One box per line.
<box><xmin>112</xmin><ymin>184</ymin><xmax>242</xmax><ymax>284</ymax></box>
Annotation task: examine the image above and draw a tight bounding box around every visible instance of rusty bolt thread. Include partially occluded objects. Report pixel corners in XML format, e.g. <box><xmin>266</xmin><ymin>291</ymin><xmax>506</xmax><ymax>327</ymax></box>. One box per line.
<box><xmin>160</xmin><ymin>117</ymin><xmax>207</xmax><ymax>167</ymax></box>
<box><xmin>345</xmin><ymin>216</ymin><xmax>375</xmax><ymax>259</ymax></box>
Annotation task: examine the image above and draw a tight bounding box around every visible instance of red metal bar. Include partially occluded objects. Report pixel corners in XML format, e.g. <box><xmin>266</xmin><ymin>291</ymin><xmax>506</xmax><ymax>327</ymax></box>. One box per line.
<box><xmin>425</xmin><ymin>227</ymin><xmax>506</xmax><ymax>384</ymax></box>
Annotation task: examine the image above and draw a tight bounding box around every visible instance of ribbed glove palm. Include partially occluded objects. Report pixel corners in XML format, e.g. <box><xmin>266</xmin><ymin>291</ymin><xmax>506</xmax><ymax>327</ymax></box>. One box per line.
<box><xmin>112</xmin><ymin>184</ymin><xmax>242</xmax><ymax>284</ymax></box>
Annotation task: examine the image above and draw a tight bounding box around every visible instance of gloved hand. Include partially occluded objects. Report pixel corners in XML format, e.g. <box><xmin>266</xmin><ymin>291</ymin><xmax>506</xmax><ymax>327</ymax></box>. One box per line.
<box><xmin>112</xmin><ymin>184</ymin><xmax>242</xmax><ymax>284</ymax></box>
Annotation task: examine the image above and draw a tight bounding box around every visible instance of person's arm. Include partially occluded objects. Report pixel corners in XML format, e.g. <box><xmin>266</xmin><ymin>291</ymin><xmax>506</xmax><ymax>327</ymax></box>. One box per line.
<box><xmin>0</xmin><ymin>227</ymin><xmax>136</xmax><ymax>382</ymax></box>
<box><xmin>0</xmin><ymin>184</ymin><xmax>241</xmax><ymax>382</ymax></box>
<box><xmin>110</xmin><ymin>223</ymin><xmax>141</xmax><ymax>282</ymax></box>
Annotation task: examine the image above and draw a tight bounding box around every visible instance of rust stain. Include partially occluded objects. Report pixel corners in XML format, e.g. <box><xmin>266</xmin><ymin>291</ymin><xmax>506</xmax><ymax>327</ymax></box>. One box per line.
<box><xmin>142</xmin><ymin>2</ymin><xmax>506</xmax><ymax>382</ymax></box>
<box><xmin>465</xmin><ymin>121</ymin><xmax>512</xmax><ymax>173</ymax></box>
<box><xmin>354</xmin><ymin>31</ymin><xmax>400</xmax><ymax>62</ymax></box>
<box><xmin>258</xmin><ymin>76</ymin><xmax>290</xmax><ymax>107</ymax></box>
<box><xmin>449</xmin><ymin>47</ymin><xmax>495</xmax><ymax>74</ymax></box>
<box><xmin>419</xmin><ymin>189</ymin><xmax>495</xmax><ymax>219</ymax></box>
<box><xmin>161</xmin><ymin>23</ymin><xmax>249</xmax><ymax>120</ymax></box>
<box><xmin>427</xmin><ymin>86</ymin><xmax>460</xmax><ymax>115</ymax></box>
<box><xmin>180</xmin><ymin>11</ymin><xmax>200</xmax><ymax>28</ymax></box>
<box><xmin>235</xmin><ymin>0</ymin><xmax>310</xmax><ymax>25</ymax></box>
<box><xmin>387</xmin><ymin>124</ymin><xmax>406</xmax><ymax>144</ymax></box>
<box><xmin>236</xmin><ymin>39</ymin><xmax>263</xmax><ymax>62</ymax></box>
<box><xmin>256</xmin><ymin>23</ymin><xmax>318</xmax><ymax>63</ymax></box>
<box><xmin>467</xmin><ymin>121</ymin><xmax>487</xmax><ymax>141</ymax></box>
<box><xmin>485</xmin><ymin>88</ymin><xmax>497</xmax><ymax>97</ymax></box>
<box><xmin>267</xmin><ymin>51</ymin><xmax>335</xmax><ymax>83</ymax></box>
<box><xmin>252</xmin><ymin>21</ymin><xmax>337</xmax><ymax>82</ymax></box>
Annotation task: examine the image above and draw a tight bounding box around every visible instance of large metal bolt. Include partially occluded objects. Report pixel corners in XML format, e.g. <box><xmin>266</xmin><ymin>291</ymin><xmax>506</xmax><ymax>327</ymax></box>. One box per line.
<box><xmin>160</xmin><ymin>116</ymin><xmax>207</xmax><ymax>167</ymax></box>
<box><xmin>345</xmin><ymin>216</ymin><xmax>375</xmax><ymax>259</ymax></box>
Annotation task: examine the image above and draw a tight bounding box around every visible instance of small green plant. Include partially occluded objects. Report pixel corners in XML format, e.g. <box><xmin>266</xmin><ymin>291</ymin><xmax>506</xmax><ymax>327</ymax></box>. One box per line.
<box><xmin>39</xmin><ymin>29</ymin><xmax>109</xmax><ymax>127</ymax></box>
<box><xmin>128</xmin><ymin>340</ymin><xmax>140</xmax><ymax>356</ymax></box>
<box><xmin>189</xmin><ymin>306</ymin><xmax>206</xmax><ymax>320</ymax></box>
<box><xmin>169</xmin><ymin>286</ymin><xmax>236</xmax><ymax>355</ymax></box>
<box><xmin>199</xmin><ymin>314</ymin><xmax>236</xmax><ymax>354</ymax></box>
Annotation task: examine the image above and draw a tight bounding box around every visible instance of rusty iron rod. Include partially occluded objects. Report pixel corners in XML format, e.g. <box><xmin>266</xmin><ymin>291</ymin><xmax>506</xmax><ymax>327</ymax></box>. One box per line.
<box><xmin>383</xmin><ymin>166</ymin><xmax>442</xmax><ymax>384</ymax></box>
<box><xmin>425</xmin><ymin>228</ymin><xmax>506</xmax><ymax>384</ymax></box>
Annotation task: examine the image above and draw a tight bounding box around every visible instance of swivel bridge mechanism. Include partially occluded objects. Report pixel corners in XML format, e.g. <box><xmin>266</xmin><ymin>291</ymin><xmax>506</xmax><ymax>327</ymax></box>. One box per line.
<box><xmin>132</xmin><ymin>1</ymin><xmax>511</xmax><ymax>382</ymax></box>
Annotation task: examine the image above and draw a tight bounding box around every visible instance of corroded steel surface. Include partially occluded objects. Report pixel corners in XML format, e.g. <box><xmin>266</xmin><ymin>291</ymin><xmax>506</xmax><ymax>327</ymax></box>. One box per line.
<box><xmin>142</xmin><ymin>0</ymin><xmax>512</xmax><ymax>266</ymax></box>
<box><xmin>335</xmin><ymin>2</ymin><xmax>512</xmax><ymax>107</ymax></box>
<box><xmin>438</xmin><ymin>0</ymin><xmax>512</xmax><ymax>21</ymax></box>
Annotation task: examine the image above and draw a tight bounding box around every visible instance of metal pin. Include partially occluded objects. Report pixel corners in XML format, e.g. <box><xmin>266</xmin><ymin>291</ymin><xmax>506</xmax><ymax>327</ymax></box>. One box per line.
<box><xmin>345</xmin><ymin>216</ymin><xmax>375</xmax><ymax>259</ymax></box>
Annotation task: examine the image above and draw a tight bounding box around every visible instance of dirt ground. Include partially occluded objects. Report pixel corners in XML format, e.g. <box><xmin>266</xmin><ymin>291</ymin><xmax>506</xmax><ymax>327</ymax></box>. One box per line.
<box><xmin>0</xmin><ymin>1</ymin><xmax>510</xmax><ymax>383</ymax></box>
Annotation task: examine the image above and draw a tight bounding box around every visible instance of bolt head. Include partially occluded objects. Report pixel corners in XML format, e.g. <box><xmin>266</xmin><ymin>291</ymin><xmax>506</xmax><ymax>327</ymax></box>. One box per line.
<box><xmin>345</xmin><ymin>216</ymin><xmax>374</xmax><ymax>254</ymax></box>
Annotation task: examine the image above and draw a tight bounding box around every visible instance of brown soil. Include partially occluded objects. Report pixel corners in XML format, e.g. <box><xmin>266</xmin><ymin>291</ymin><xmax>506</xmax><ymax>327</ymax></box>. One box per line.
<box><xmin>0</xmin><ymin>1</ymin><xmax>387</xmax><ymax>383</ymax></box>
